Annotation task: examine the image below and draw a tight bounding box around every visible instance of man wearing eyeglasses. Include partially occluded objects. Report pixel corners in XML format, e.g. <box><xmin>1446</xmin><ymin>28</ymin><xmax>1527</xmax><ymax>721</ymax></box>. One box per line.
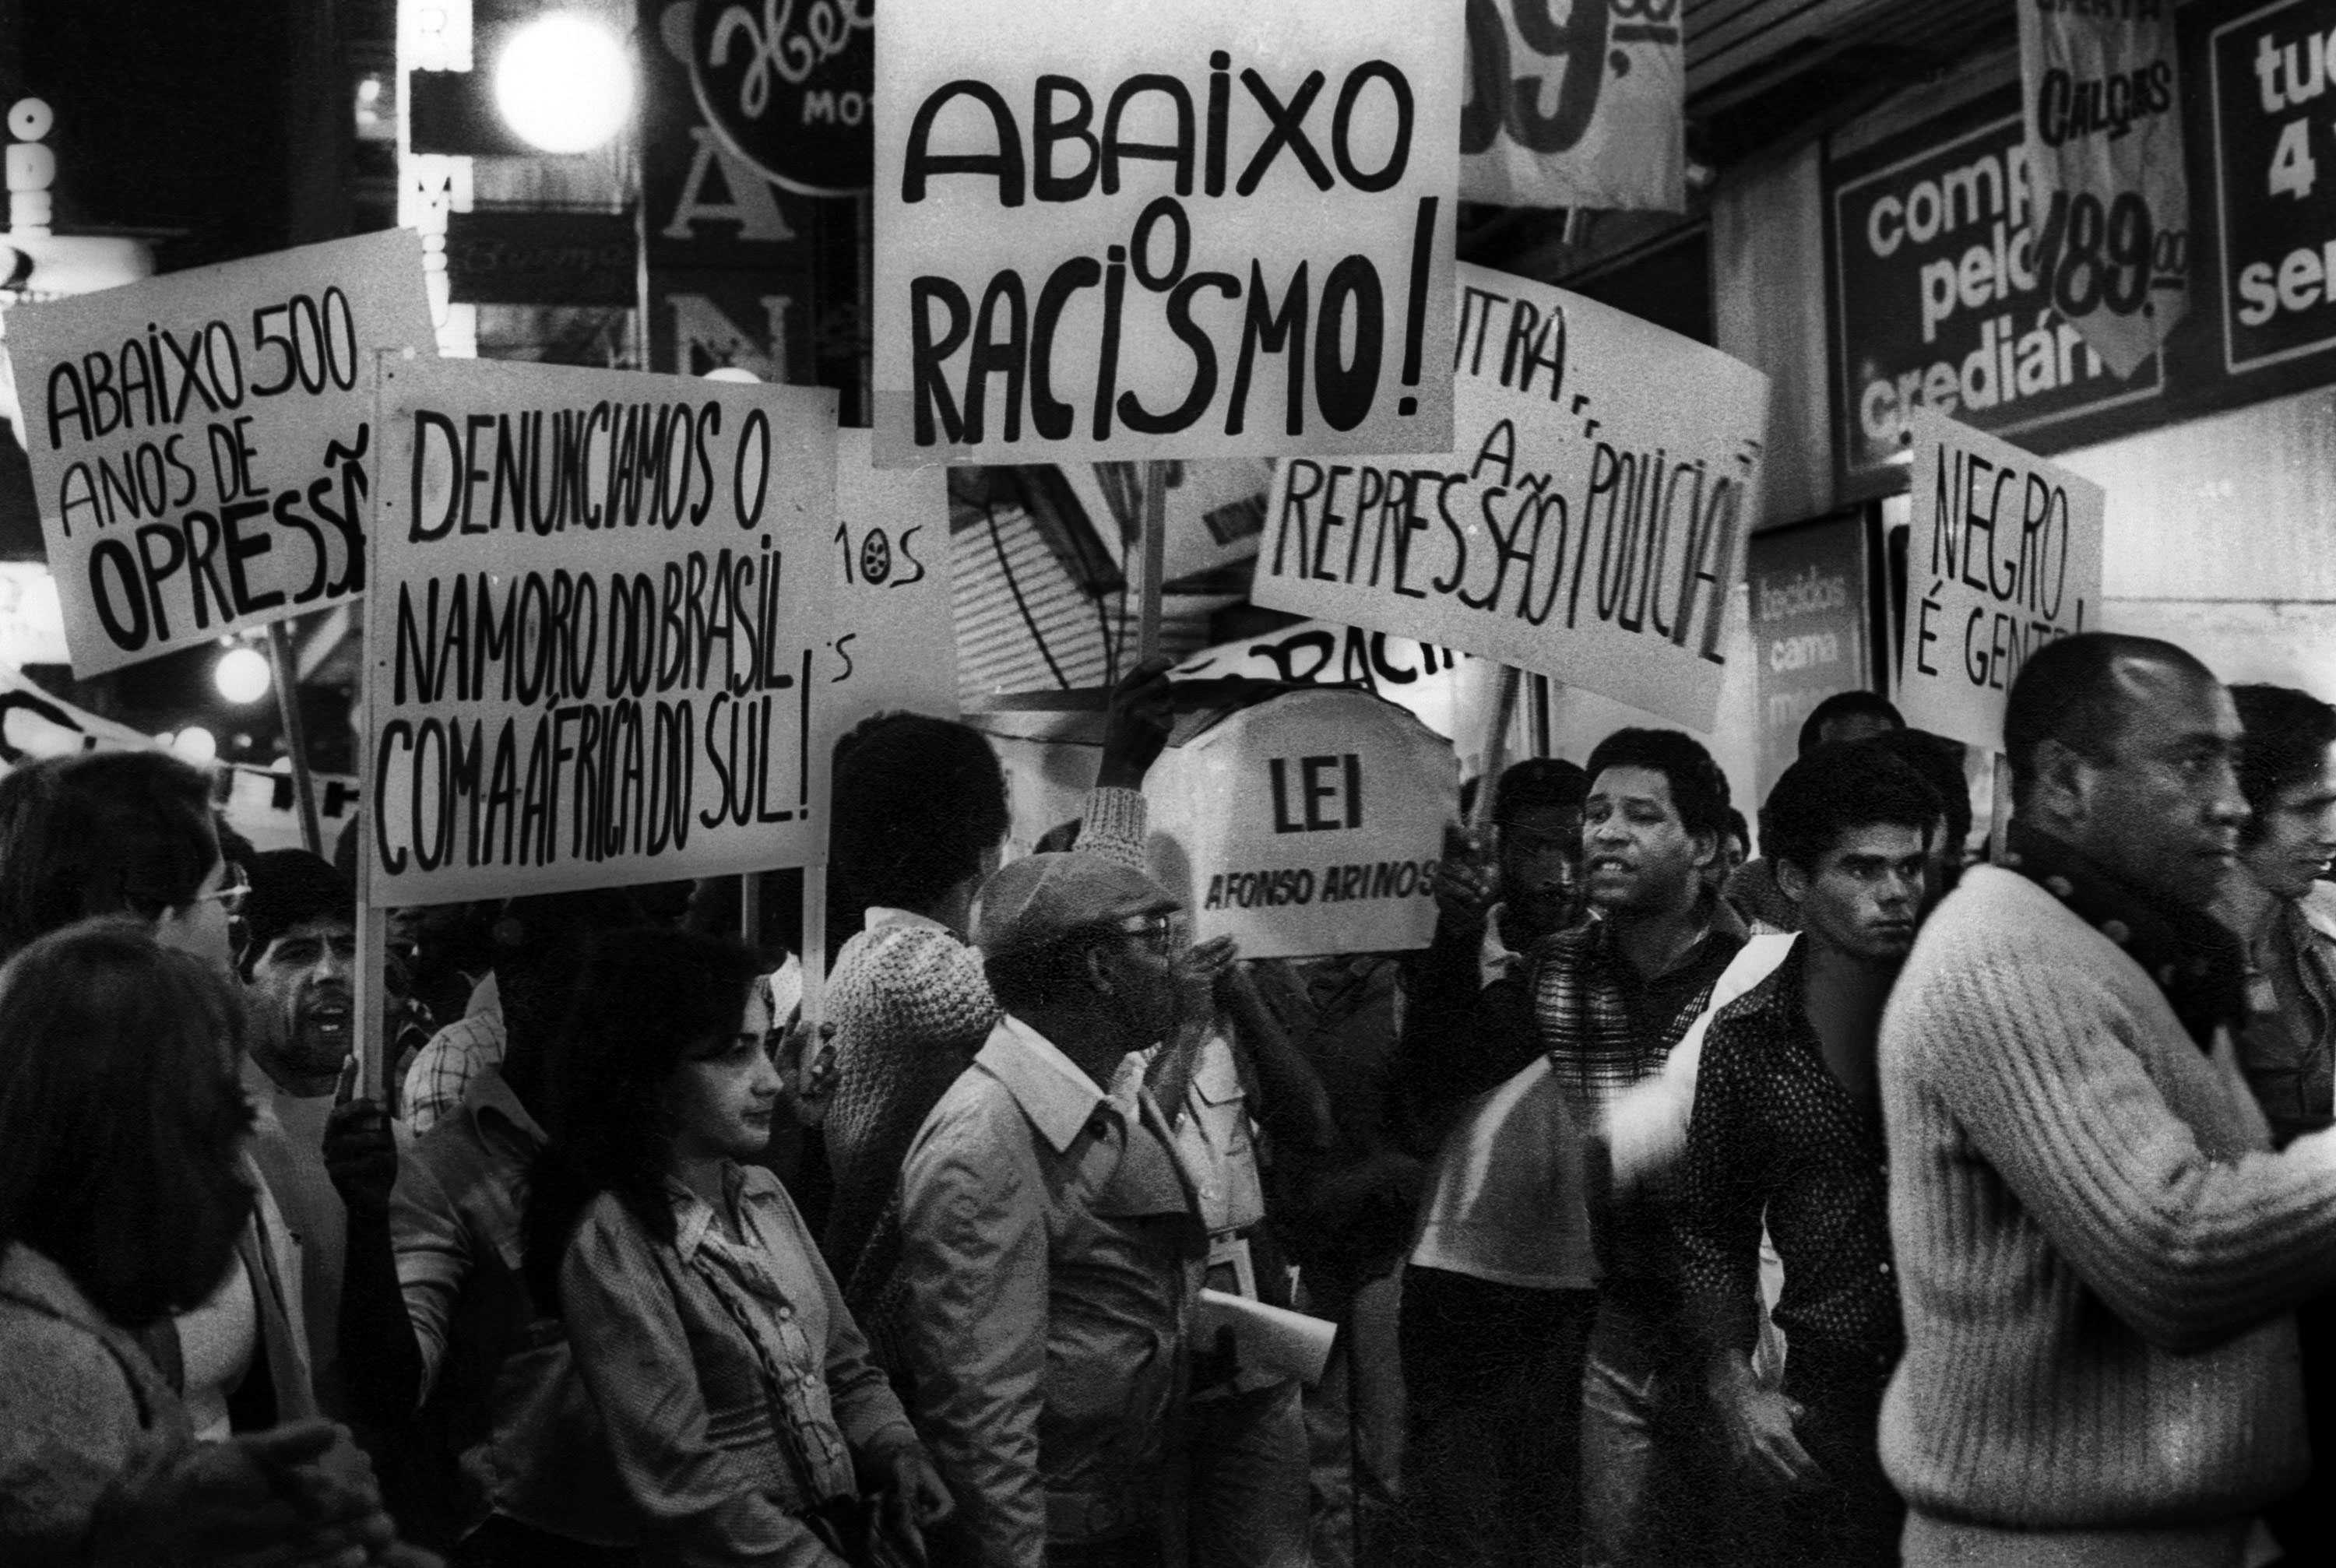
<box><xmin>897</xmin><ymin>849</ymin><xmax>1212</xmax><ymax>1568</ymax></box>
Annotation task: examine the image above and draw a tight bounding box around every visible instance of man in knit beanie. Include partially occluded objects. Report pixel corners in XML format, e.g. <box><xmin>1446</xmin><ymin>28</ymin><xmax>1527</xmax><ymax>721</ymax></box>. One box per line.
<box><xmin>1880</xmin><ymin>632</ymin><xmax>2336</xmax><ymax>1566</ymax></box>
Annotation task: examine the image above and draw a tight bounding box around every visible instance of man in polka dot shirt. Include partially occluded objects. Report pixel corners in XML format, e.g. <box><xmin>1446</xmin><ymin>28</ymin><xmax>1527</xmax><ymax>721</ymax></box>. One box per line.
<box><xmin>1678</xmin><ymin>741</ymin><xmax>1945</xmax><ymax>1567</ymax></box>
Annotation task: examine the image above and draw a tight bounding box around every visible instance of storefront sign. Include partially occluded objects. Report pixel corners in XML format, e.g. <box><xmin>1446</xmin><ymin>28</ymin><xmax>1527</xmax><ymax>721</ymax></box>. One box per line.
<box><xmin>1747</xmin><ymin>515</ymin><xmax>1870</xmax><ymax>797</ymax></box>
<box><xmin>870</xmin><ymin>0</ymin><xmax>1461</xmax><ymax>466</ymax></box>
<box><xmin>4</xmin><ymin>230</ymin><xmax>434</xmax><ymax>677</ymax></box>
<box><xmin>1461</xmin><ymin>0</ymin><xmax>1683</xmax><ymax>212</ymax></box>
<box><xmin>1251</xmin><ymin>262</ymin><xmax>1768</xmax><ymax>732</ymax></box>
<box><xmin>1143</xmin><ymin>687</ymin><xmax>1455</xmax><ymax>959</ymax></box>
<box><xmin>1828</xmin><ymin>90</ymin><xmax>2164</xmax><ymax>495</ymax></box>
<box><xmin>445</xmin><ymin>209</ymin><xmax>639</xmax><ymax>308</ymax></box>
<box><xmin>365</xmin><ymin>357</ymin><xmax>838</xmax><ymax>906</ymax></box>
<box><xmin>688</xmin><ymin>0</ymin><xmax>874</xmax><ymax>196</ymax></box>
<box><xmin>2203</xmin><ymin>0</ymin><xmax>2336</xmax><ymax>377</ymax></box>
<box><xmin>2018</xmin><ymin>0</ymin><xmax>2190</xmax><ymax>378</ymax></box>
<box><xmin>1897</xmin><ymin>408</ymin><xmax>2102</xmax><ymax>754</ymax></box>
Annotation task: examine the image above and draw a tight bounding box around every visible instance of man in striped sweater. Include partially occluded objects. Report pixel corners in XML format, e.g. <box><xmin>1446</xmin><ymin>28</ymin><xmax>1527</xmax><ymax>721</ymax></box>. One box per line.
<box><xmin>1880</xmin><ymin>632</ymin><xmax>2336</xmax><ymax>1566</ymax></box>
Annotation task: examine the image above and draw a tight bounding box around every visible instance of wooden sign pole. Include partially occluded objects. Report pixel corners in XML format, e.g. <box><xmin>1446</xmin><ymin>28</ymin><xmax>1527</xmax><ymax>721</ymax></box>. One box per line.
<box><xmin>266</xmin><ymin>621</ymin><xmax>324</xmax><ymax>856</ymax></box>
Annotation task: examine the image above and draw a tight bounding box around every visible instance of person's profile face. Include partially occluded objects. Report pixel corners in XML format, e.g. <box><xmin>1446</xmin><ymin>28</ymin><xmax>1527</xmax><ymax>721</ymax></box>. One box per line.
<box><xmin>1497</xmin><ymin>804</ymin><xmax>1581</xmax><ymax>934</ymax></box>
<box><xmin>2070</xmin><ymin>664</ymin><xmax>2247</xmax><ymax>909</ymax></box>
<box><xmin>1783</xmin><ymin>823</ymin><xmax>1928</xmax><ymax>963</ymax></box>
<box><xmin>2240</xmin><ymin>741</ymin><xmax>2336</xmax><ymax>903</ymax></box>
<box><xmin>152</xmin><ymin>855</ymin><xmax>240</xmax><ymax>981</ymax></box>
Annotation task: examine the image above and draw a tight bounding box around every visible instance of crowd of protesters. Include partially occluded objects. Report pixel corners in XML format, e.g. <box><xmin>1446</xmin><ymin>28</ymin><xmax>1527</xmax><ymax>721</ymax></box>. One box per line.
<box><xmin>5</xmin><ymin>629</ymin><xmax>2336</xmax><ymax>1568</ymax></box>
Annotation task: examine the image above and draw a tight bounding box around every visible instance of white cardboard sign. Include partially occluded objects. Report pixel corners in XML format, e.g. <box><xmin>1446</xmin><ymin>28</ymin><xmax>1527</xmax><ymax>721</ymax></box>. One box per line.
<box><xmin>1898</xmin><ymin>408</ymin><xmax>2104</xmax><ymax>754</ymax></box>
<box><xmin>1142</xmin><ymin>688</ymin><xmax>1455</xmax><ymax>959</ymax></box>
<box><xmin>816</xmin><ymin>427</ymin><xmax>961</xmax><ymax>764</ymax></box>
<box><xmin>871</xmin><ymin>0</ymin><xmax>1461</xmax><ymax>467</ymax></box>
<box><xmin>1251</xmin><ymin>262</ymin><xmax>1769</xmax><ymax>731</ymax></box>
<box><xmin>365</xmin><ymin>357</ymin><xmax>838</xmax><ymax>907</ymax></box>
<box><xmin>4</xmin><ymin>230</ymin><xmax>435</xmax><ymax>676</ymax></box>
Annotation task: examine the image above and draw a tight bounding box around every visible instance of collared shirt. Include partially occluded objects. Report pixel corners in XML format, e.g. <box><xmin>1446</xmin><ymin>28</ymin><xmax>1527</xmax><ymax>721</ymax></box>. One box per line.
<box><xmin>392</xmin><ymin>1069</ymin><xmax>633</xmax><ymax>1546</ymax></box>
<box><xmin>1</xmin><ymin>1243</ymin><xmax>193</xmax><ymax>1563</ymax></box>
<box><xmin>2237</xmin><ymin>883</ymin><xmax>2336</xmax><ymax>1147</ymax></box>
<box><xmin>1679</xmin><ymin>942</ymin><xmax>1902</xmax><ymax>1401</ymax></box>
<box><xmin>899</xmin><ymin>1014</ymin><xmax>1205</xmax><ymax>1568</ymax></box>
<box><xmin>1533</xmin><ymin>892</ymin><xmax>1747</xmax><ymax>1289</ymax></box>
<box><xmin>401</xmin><ymin>1010</ymin><xmax>509</xmax><ymax>1137</ymax></box>
<box><xmin>561</xmin><ymin>1165</ymin><xmax>918</xmax><ymax>1567</ymax></box>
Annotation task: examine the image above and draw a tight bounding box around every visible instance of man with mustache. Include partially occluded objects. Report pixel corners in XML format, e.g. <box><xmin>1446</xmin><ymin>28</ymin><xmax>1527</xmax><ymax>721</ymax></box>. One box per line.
<box><xmin>237</xmin><ymin>849</ymin><xmax>364</xmax><ymax>1416</ymax></box>
<box><xmin>1881</xmin><ymin>633</ymin><xmax>2336</xmax><ymax>1566</ymax></box>
<box><xmin>1678</xmin><ymin>743</ymin><xmax>1943</xmax><ymax>1566</ymax></box>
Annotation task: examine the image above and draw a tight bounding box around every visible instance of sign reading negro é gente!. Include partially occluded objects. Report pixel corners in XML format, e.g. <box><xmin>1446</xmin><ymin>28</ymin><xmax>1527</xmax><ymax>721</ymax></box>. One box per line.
<box><xmin>1896</xmin><ymin>408</ymin><xmax>2102</xmax><ymax>754</ymax></box>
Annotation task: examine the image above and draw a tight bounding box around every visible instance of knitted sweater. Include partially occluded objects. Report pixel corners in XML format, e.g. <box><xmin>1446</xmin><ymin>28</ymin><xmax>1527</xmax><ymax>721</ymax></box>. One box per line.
<box><xmin>821</xmin><ymin>787</ymin><xmax>1150</xmax><ymax>1280</ymax></box>
<box><xmin>1880</xmin><ymin>864</ymin><xmax>2336</xmax><ymax>1544</ymax></box>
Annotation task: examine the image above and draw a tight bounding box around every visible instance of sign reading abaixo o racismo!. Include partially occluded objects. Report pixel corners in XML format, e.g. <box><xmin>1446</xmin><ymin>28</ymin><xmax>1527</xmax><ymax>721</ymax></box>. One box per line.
<box><xmin>871</xmin><ymin>0</ymin><xmax>1461</xmax><ymax>466</ymax></box>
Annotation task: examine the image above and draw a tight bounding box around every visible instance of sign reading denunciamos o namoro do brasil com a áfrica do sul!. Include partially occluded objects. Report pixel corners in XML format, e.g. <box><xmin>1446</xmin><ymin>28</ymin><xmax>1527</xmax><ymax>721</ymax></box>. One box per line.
<box><xmin>869</xmin><ymin>0</ymin><xmax>1462</xmax><ymax>466</ymax></box>
<box><xmin>1897</xmin><ymin>406</ymin><xmax>2103</xmax><ymax>754</ymax></box>
<box><xmin>1251</xmin><ymin>261</ymin><xmax>1771</xmax><ymax>733</ymax></box>
<box><xmin>366</xmin><ymin>357</ymin><xmax>838</xmax><ymax>907</ymax></box>
<box><xmin>4</xmin><ymin>229</ymin><xmax>435</xmax><ymax>677</ymax></box>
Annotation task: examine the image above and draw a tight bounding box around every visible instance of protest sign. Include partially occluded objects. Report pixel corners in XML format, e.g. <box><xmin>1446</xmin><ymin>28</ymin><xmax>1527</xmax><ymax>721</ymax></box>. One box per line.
<box><xmin>364</xmin><ymin>357</ymin><xmax>837</xmax><ymax>907</ymax></box>
<box><xmin>817</xmin><ymin>427</ymin><xmax>960</xmax><ymax>759</ymax></box>
<box><xmin>1142</xmin><ymin>687</ymin><xmax>1455</xmax><ymax>959</ymax></box>
<box><xmin>1170</xmin><ymin>617</ymin><xmax>1468</xmax><ymax>737</ymax></box>
<box><xmin>1251</xmin><ymin>262</ymin><xmax>1768</xmax><ymax>732</ymax></box>
<box><xmin>1897</xmin><ymin>407</ymin><xmax>2103</xmax><ymax>754</ymax></box>
<box><xmin>2018</xmin><ymin>0</ymin><xmax>2190</xmax><ymax>378</ymax></box>
<box><xmin>1461</xmin><ymin>0</ymin><xmax>1683</xmax><ymax>212</ymax></box>
<box><xmin>870</xmin><ymin>0</ymin><xmax>1461</xmax><ymax>467</ymax></box>
<box><xmin>4</xmin><ymin>230</ymin><xmax>435</xmax><ymax>677</ymax></box>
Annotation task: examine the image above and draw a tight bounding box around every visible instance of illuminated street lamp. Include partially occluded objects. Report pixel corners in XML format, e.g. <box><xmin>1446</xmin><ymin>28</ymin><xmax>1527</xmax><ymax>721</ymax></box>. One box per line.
<box><xmin>214</xmin><ymin>644</ymin><xmax>273</xmax><ymax>705</ymax></box>
<box><xmin>493</xmin><ymin>13</ymin><xmax>635</xmax><ymax>154</ymax></box>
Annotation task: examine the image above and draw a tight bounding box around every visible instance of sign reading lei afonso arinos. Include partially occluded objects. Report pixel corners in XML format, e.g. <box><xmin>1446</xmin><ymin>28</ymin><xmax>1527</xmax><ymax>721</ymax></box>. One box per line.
<box><xmin>1897</xmin><ymin>406</ymin><xmax>2103</xmax><ymax>755</ymax></box>
<box><xmin>365</xmin><ymin>356</ymin><xmax>837</xmax><ymax>907</ymax></box>
<box><xmin>1251</xmin><ymin>262</ymin><xmax>1769</xmax><ymax>733</ymax></box>
<box><xmin>871</xmin><ymin>0</ymin><xmax>1462</xmax><ymax>467</ymax></box>
<box><xmin>4</xmin><ymin>230</ymin><xmax>434</xmax><ymax>676</ymax></box>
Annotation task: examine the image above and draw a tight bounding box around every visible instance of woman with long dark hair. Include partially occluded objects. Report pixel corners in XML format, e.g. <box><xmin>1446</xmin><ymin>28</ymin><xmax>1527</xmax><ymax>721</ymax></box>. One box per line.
<box><xmin>525</xmin><ymin>927</ymin><xmax>951</xmax><ymax>1567</ymax></box>
<box><xmin>0</xmin><ymin>918</ymin><xmax>424</xmax><ymax>1565</ymax></box>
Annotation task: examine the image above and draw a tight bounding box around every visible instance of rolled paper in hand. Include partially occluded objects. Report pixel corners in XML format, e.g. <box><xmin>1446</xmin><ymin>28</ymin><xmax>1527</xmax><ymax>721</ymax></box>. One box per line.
<box><xmin>1194</xmin><ymin>1289</ymin><xmax>1339</xmax><ymax>1386</ymax></box>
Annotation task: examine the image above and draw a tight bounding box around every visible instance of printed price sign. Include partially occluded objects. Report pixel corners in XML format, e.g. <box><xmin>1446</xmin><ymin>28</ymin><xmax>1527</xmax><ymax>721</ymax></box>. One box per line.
<box><xmin>365</xmin><ymin>357</ymin><xmax>838</xmax><ymax>907</ymax></box>
<box><xmin>1461</xmin><ymin>0</ymin><xmax>1684</xmax><ymax>212</ymax></box>
<box><xmin>1897</xmin><ymin>407</ymin><xmax>2102</xmax><ymax>754</ymax></box>
<box><xmin>2017</xmin><ymin>0</ymin><xmax>2190</xmax><ymax>377</ymax></box>
<box><xmin>871</xmin><ymin>0</ymin><xmax>1461</xmax><ymax>466</ymax></box>
<box><xmin>2204</xmin><ymin>0</ymin><xmax>2336</xmax><ymax>375</ymax></box>
<box><xmin>1251</xmin><ymin>262</ymin><xmax>1768</xmax><ymax>733</ymax></box>
<box><xmin>3</xmin><ymin>230</ymin><xmax>434</xmax><ymax>676</ymax></box>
